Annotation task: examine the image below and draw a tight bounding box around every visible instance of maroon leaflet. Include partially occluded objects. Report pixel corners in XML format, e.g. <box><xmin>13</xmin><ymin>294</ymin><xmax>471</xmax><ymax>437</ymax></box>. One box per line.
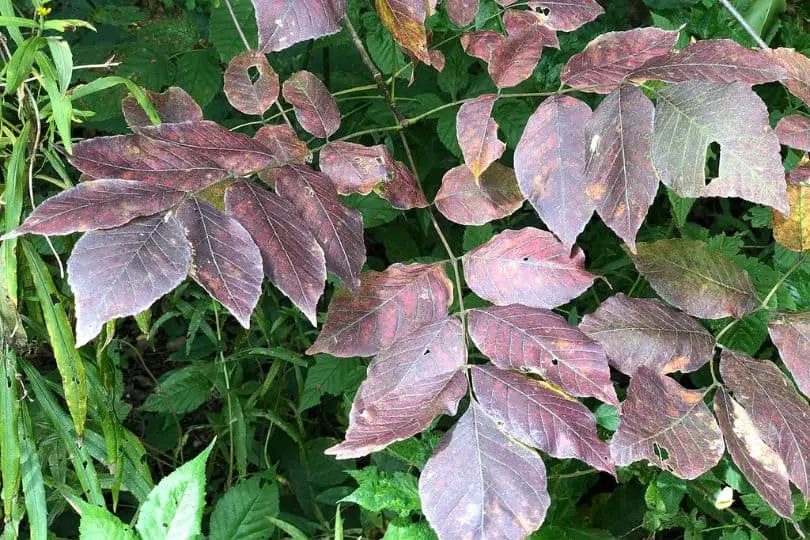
<box><xmin>523</xmin><ymin>0</ymin><xmax>603</xmax><ymax>32</ymax></box>
<box><xmin>468</xmin><ymin>305</ymin><xmax>618</xmax><ymax>404</ymax></box>
<box><xmin>472</xmin><ymin>365</ymin><xmax>615</xmax><ymax>474</ymax></box>
<box><xmin>445</xmin><ymin>0</ymin><xmax>479</xmax><ymax>27</ymax></box>
<box><xmin>585</xmin><ymin>84</ymin><xmax>657</xmax><ymax>251</ymax></box>
<box><xmin>502</xmin><ymin>8</ymin><xmax>559</xmax><ymax>48</ymax></box>
<box><xmin>308</xmin><ymin>262</ymin><xmax>453</xmax><ymax>357</ymax></box>
<box><xmin>435</xmin><ymin>163</ymin><xmax>523</xmax><ymax>226</ymax></box>
<box><xmin>720</xmin><ymin>349</ymin><xmax>810</xmax><ymax>497</ymax></box>
<box><xmin>176</xmin><ymin>198</ymin><xmax>264</xmax><ymax>328</ymax></box>
<box><xmin>225</xmin><ymin>180</ymin><xmax>326</xmax><ymax>325</ymax></box>
<box><xmin>768</xmin><ymin>311</ymin><xmax>810</xmax><ymax>398</ymax></box>
<box><xmin>121</xmin><ymin>87</ymin><xmax>203</xmax><ymax>128</ymax></box>
<box><xmin>253</xmin><ymin>125</ymin><xmax>310</xmax><ymax>171</ymax></box>
<box><xmin>252</xmin><ymin>0</ymin><xmax>346</xmax><ymax>52</ymax></box>
<box><xmin>766</xmin><ymin>47</ymin><xmax>810</xmax><ymax>106</ymax></box>
<box><xmin>273</xmin><ymin>165</ymin><xmax>366</xmax><ymax>292</ymax></box>
<box><xmin>651</xmin><ymin>82</ymin><xmax>788</xmax><ymax>213</ymax></box>
<box><xmin>376</xmin><ymin>156</ymin><xmax>429</xmax><ymax>210</ymax></box>
<box><xmin>319</xmin><ymin>142</ymin><xmax>390</xmax><ymax>195</ymax></box>
<box><xmin>610</xmin><ymin>367</ymin><xmax>724</xmax><ymax>479</ymax></box>
<box><xmin>713</xmin><ymin>389</ymin><xmax>794</xmax><ymax>518</ymax></box>
<box><xmin>515</xmin><ymin>95</ymin><xmax>593</xmax><ymax>248</ymax></box>
<box><xmin>561</xmin><ymin>27</ymin><xmax>678</xmax><ymax>93</ymax></box>
<box><xmin>580</xmin><ymin>294</ymin><xmax>714</xmax><ymax>376</ymax></box>
<box><xmin>3</xmin><ymin>180</ymin><xmax>184</xmax><ymax>239</ymax></box>
<box><xmin>775</xmin><ymin>114</ymin><xmax>810</xmax><ymax>152</ymax></box>
<box><xmin>224</xmin><ymin>50</ymin><xmax>280</xmax><ymax>116</ymax></box>
<box><xmin>488</xmin><ymin>25</ymin><xmax>545</xmax><ymax>88</ymax></box>
<box><xmin>281</xmin><ymin>71</ymin><xmax>341</xmax><ymax>138</ymax></box>
<box><xmin>463</xmin><ymin>227</ymin><xmax>597</xmax><ymax>309</ymax></box>
<box><xmin>420</xmin><ymin>402</ymin><xmax>550</xmax><ymax>540</ymax></box>
<box><xmin>456</xmin><ymin>94</ymin><xmax>505</xmax><ymax>178</ymax></box>
<box><xmin>460</xmin><ymin>30</ymin><xmax>505</xmax><ymax>64</ymax></box>
<box><xmin>68</xmin><ymin>214</ymin><xmax>191</xmax><ymax>346</ymax></box>
<box><xmin>326</xmin><ymin>317</ymin><xmax>467</xmax><ymax>459</ymax></box>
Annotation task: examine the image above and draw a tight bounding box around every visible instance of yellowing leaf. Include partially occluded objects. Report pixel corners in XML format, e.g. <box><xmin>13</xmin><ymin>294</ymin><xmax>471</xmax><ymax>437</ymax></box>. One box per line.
<box><xmin>773</xmin><ymin>173</ymin><xmax>810</xmax><ymax>252</ymax></box>
<box><xmin>376</xmin><ymin>0</ymin><xmax>430</xmax><ymax>64</ymax></box>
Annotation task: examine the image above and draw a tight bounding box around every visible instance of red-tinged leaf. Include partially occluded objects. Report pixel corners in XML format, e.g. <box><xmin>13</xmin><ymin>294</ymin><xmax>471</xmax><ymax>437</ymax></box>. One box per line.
<box><xmin>446</xmin><ymin>0</ymin><xmax>479</xmax><ymax>27</ymax></box>
<box><xmin>253</xmin><ymin>125</ymin><xmax>310</xmax><ymax>173</ymax></box>
<box><xmin>67</xmin><ymin>215</ymin><xmax>191</xmax><ymax>346</ymax></box>
<box><xmin>308</xmin><ymin>262</ymin><xmax>453</xmax><ymax>357</ymax></box>
<box><xmin>376</xmin><ymin>0</ymin><xmax>431</xmax><ymax>65</ymax></box>
<box><xmin>651</xmin><ymin>81</ymin><xmax>788</xmax><ymax>214</ymax></box>
<box><xmin>629</xmin><ymin>39</ymin><xmax>786</xmax><ymax>84</ymax></box>
<box><xmin>524</xmin><ymin>0</ymin><xmax>604</xmax><ymax>32</ymax></box>
<box><xmin>273</xmin><ymin>165</ymin><xmax>365</xmax><ymax>291</ymax></box>
<box><xmin>282</xmin><ymin>71</ymin><xmax>341</xmax><ymax>138</ymax></box>
<box><xmin>561</xmin><ymin>28</ymin><xmax>678</xmax><ymax>93</ymax></box>
<box><xmin>720</xmin><ymin>349</ymin><xmax>810</xmax><ymax>496</ymax></box>
<box><xmin>326</xmin><ymin>317</ymin><xmax>467</xmax><ymax>459</ymax></box>
<box><xmin>766</xmin><ymin>48</ymin><xmax>810</xmax><ymax>106</ymax></box>
<box><xmin>376</xmin><ymin>157</ymin><xmax>428</xmax><ymax>210</ymax></box>
<box><xmin>253</xmin><ymin>0</ymin><xmax>346</xmax><ymax>52</ymax></box>
<box><xmin>4</xmin><ymin>179</ymin><xmax>184</xmax><ymax>239</ymax></box>
<box><xmin>224</xmin><ymin>50</ymin><xmax>280</xmax><ymax>116</ymax></box>
<box><xmin>713</xmin><ymin>389</ymin><xmax>794</xmax><ymax>518</ymax></box>
<box><xmin>457</xmin><ymin>94</ymin><xmax>505</xmax><ymax>178</ymax></box>
<box><xmin>610</xmin><ymin>367</ymin><xmax>724</xmax><ymax>479</ymax></box>
<box><xmin>515</xmin><ymin>95</ymin><xmax>593</xmax><ymax>248</ymax></box>
<box><xmin>488</xmin><ymin>26</ymin><xmax>544</xmax><ymax>88</ymax></box>
<box><xmin>122</xmin><ymin>87</ymin><xmax>202</xmax><ymax>128</ymax></box>
<box><xmin>428</xmin><ymin>49</ymin><xmax>445</xmax><ymax>71</ymax></box>
<box><xmin>585</xmin><ymin>84</ymin><xmax>657</xmax><ymax>251</ymax></box>
<box><xmin>460</xmin><ymin>30</ymin><xmax>505</xmax><ymax>64</ymax></box>
<box><xmin>176</xmin><ymin>198</ymin><xmax>263</xmax><ymax>328</ymax></box>
<box><xmin>775</xmin><ymin>114</ymin><xmax>810</xmax><ymax>152</ymax></box>
<box><xmin>503</xmin><ymin>9</ymin><xmax>559</xmax><ymax>49</ymax></box>
<box><xmin>579</xmin><ymin>293</ymin><xmax>714</xmax><ymax>377</ymax></box>
<box><xmin>468</xmin><ymin>305</ymin><xmax>618</xmax><ymax>404</ymax></box>
<box><xmin>225</xmin><ymin>180</ymin><xmax>325</xmax><ymax>325</ymax></box>
<box><xmin>464</xmin><ymin>227</ymin><xmax>597</xmax><ymax>309</ymax></box>
<box><xmin>435</xmin><ymin>163</ymin><xmax>524</xmax><ymax>226</ymax></box>
<box><xmin>420</xmin><ymin>403</ymin><xmax>550</xmax><ymax>540</ymax></box>
<box><xmin>70</xmin><ymin>121</ymin><xmax>275</xmax><ymax>191</ymax></box>
<box><xmin>768</xmin><ymin>312</ymin><xmax>810</xmax><ymax>398</ymax></box>
<box><xmin>472</xmin><ymin>365</ymin><xmax>615</xmax><ymax>474</ymax></box>
<box><xmin>319</xmin><ymin>142</ymin><xmax>389</xmax><ymax>195</ymax></box>
<box><xmin>629</xmin><ymin>239</ymin><xmax>759</xmax><ymax>320</ymax></box>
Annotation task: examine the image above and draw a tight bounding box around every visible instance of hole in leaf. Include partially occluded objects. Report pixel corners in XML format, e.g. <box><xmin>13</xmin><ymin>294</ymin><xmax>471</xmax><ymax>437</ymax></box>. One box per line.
<box><xmin>423</xmin><ymin>349</ymin><xmax>431</xmax><ymax>355</ymax></box>
<box><xmin>653</xmin><ymin>442</ymin><xmax>670</xmax><ymax>462</ymax></box>
<box><xmin>705</xmin><ymin>142</ymin><xmax>721</xmax><ymax>185</ymax></box>
<box><xmin>551</xmin><ymin>358</ymin><xmax>558</xmax><ymax>366</ymax></box>
<box><xmin>523</xmin><ymin>257</ymin><xmax>530</xmax><ymax>262</ymax></box>
<box><xmin>247</xmin><ymin>65</ymin><xmax>262</xmax><ymax>84</ymax></box>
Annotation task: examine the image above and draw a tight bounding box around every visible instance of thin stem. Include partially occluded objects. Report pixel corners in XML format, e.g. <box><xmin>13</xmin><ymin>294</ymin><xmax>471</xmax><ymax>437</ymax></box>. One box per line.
<box><xmin>718</xmin><ymin>0</ymin><xmax>769</xmax><ymax>49</ymax></box>
<box><xmin>213</xmin><ymin>302</ymin><xmax>235</xmax><ymax>488</ymax></box>
<box><xmin>223</xmin><ymin>0</ymin><xmax>252</xmax><ymax>51</ymax></box>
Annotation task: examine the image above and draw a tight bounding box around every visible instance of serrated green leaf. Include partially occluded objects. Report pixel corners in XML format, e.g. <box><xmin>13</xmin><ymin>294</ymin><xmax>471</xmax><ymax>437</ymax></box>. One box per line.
<box><xmin>342</xmin><ymin>467</ymin><xmax>421</xmax><ymax>518</ymax></box>
<box><xmin>141</xmin><ymin>365</ymin><xmax>212</xmax><ymax>414</ymax></box>
<box><xmin>209</xmin><ymin>0</ymin><xmax>257</xmax><ymax>63</ymax></box>
<box><xmin>300</xmin><ymin>354</ymin><xmax>366</xmax><ymax>411</ymax></box>
<box><xmin>75</xmin><ymin>499</ymin><xmax>138</xmax><ymax>540</ymax></box>
<box><xmin>174</xmin><ymin>49</ymin><xmax>221</xmax><ymax>108</ymax></box>
<box><xmin>209</xmin><ymin>477</ymin><xmax>279</xmax><ymax>540</ymax></box>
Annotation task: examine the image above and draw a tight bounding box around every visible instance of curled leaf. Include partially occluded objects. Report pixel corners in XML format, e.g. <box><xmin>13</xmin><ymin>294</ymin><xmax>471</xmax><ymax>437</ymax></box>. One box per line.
<box><xmin>768</xmin><ymin>312</ymin><xmax>810</xmax><ymax>398</ymax></box>
<box><xmin>435</xmin><ymin>163</ymin><xmax>524</xmax><ymax>226</ymax></box>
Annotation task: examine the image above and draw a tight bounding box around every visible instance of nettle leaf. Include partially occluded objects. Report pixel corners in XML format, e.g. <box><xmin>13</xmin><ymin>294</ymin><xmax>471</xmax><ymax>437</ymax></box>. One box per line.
<box><xmin>419</xmin><ymin>402</ymin><xmax>550</xmax><ymax>539</ymax></box>
<box><xmin>713</xmin><ymin>389</ymin><xmax>794</xmax><ymax>518</ymax></box>
<box><xmin>209</xmin><ymin>477</ymin><xmax>280</xmax><ymax>540</ymax></box>
<box><xmin>579</xmin><ymin>293</ymin><xmax>715</xmax><ymax>377</ymax></box>
<box><xmin>308</xmin><ymin>262</ymin><xmax>453</xmax><ymax>357</ymax></box>
<box><xmin>376</xmin><ymin>157</ymin><xmax>429</xmax><ymax>210</ymax></box>
<box><xmin>651</xmin><ymin>81</ymin><xmax>788</xmax><ymax>213</ymax></box>
<box><xmin>376</xmin><ymin>0</ymin><xmax>433</xmax><ymax>66</ymax></box>
<box><xmin>464</xmin><ymin>227</ymin><xmax>597</xmax><ymax>309</ymax></box>
<box><xmin>326</xmin><ymin>317</ymin><xmax>467</xmax><ymax>459</ymax></box>
<box><xmin>225</xmin><ymin>180</ymin><xmax>326</xmax><ymax>325</ymax></box>
<box><xmin>446</xmin><ymin>0</ymin><xmax>479</xmax><ymax>27</ymax></box>
<box><xmin>70</xmin><ymin>121</ymin><xmax>275</xmax><ymax>191</ymax></box>
<box><xmin>177</xmin><ymin>199</ymin><xmax>263</xmax><ymax>328</ymax></box>
<box><xmin>768</xmin><ymin>312</ymin><xmax>810</xmax><ymax>398</ymax></box>
<box><xmin>610</xmin><ymin>367</ymin><xmax>724</xmax><ymax>479</ymax></box>
<box><xmin>488</xmin><ymin>25</ymin><xmax>544</xmax><ymax>88</ymax></box>
<box><xmin>282</xmin><ymin>71</ymin><xmax>341</xmax><ymax>138</ymax></box>
<box><xmin>319</xmin><ymin>142</ymin><xmax>390</xmax><ymax>195</ymax></box>
<box><xmin>561</xmin><ymin>27</ymin><xmax>679</xmax><ymax>93</ymax></box>
<box><xmin>773</xmin><ymin>171</ymin><xmax>810</xmax><ymax>252</ymax></box>
<box><xmin>252</xmin><ymin>0</ymin><xmax>346</xmax><ymax>52</ymax></box>
<box><xmin>435</xmin><ymin>163</ymin><xmax>524</xmax><ymax>226</ymax></box>
<box><xmin>460</xmin><ymin>30</ymin><xmax>504</xmax><ymax>64</ymax></box>
<box><xmin>472</xmin><ymin>364</ymin><xmax>615</xmax><ymax>474</ymax></box>
<box><xmin>515</xmin><ymin>94</ymin><xmax>593</xmax><ymax>249</ymax></box>
<box><xmin>585</xmin><ymin>84</ymin><xmax>657</xmax><ymax>251</ymax></box>
<box><xmin>253</xmin><ymin>125</ymin><xmax>310</xmax><ymax>170</ymax></box>
<box><xmin>629</xmin><ymin>39</ymin><xmax>786</xmax><ymax>84</ymax></box>
<box><xmin>630</xmin><ymin>238</ymin><xmax>759</xmax><ymax>320</ymax></box>
<box><xmin>720</xmin><ymin>349</ymin><xmax>810</xmax><ymax>497</ymax></box>
<box><xmin>68</xmin><ymin>214</ymin><xmax>191</xmax><ymax>346</ymax></box>
<box><xmin>766</xmin><ymin>48</ymin><xmax>810</xmax><ymax>106</ymax></box>
<box><xmin>457</xmin><ymin>94</ymin><xmax>505</xmax><ymax>178</ymax></box>
<box><xmin>3</xmin><ymin>179</ymin><xmax>184</xmax><ymax>239</ymax></box>
<box><xmin>468</xmin><ymin>305</ymin><xmax>618</xmax><ymax>404</ymax></box>
<box><xmin>502</xmin><ymin>9</ymin><xmax>559</xmax><ymax>49</ymax></box>
<box><xmin>122</xmin><ymin>87</ymin><xmax>203</xmax><ymax>128</ymax></box>
<box><xmin>273</xmin><ymin>165</ymin><xmax>365</xmax><ymax>292</ymax></box>
<box><xmin>775</xmin><ymin>114</ymin><xmax>810</xmax><ymax>152</ymax></box>
<box><xmin>224</xmin><ymin>50</ymin><xmax>280</xmax><ymax>116</ymax></box>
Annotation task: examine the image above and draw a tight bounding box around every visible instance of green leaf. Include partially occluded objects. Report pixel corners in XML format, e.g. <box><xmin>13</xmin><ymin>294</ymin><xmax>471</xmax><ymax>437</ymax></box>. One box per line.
<box><xmin>4</xmin><ymin>37</ymin><xmax>45</xmax><ymax>94</ymax></box>
<box><xmin>343</xmin><ymin>193</ymin><xmax>400</xmax><ymax>228</ymax></box>
<box><xmin>342</xmin><ymin>466</ymin><xmax>421</xmax><ymax>518</ymax></box>
<box><xmin>266</xmin><ymin>518</ymin><xmax>309</xmax><ymax>540</ymax></box>
<box><xmin>743</xmin><ymin>0</ymin><xmax>786</xmax><ymax>43</ymax></box>
<box><xmin>740</xmin><ymin>492</ymin><xmax>781</xmax><ymax>527</ymax></box>
<box><xmin>141</xmin><ymin>365</ymin><xmax>212</xmax><ymax>414</ymax></box>
<box><xmin>0</xmin><ymin>351</ymin><xmax>20</xmax><ymax>522</ymax></box>
<box><xmin>47</xmin><ymin>37</ymin><xmax>73</xmax><ymax>93</ymax></box>
<box><xmin>666</xmin><ymin>188</ymin><xmax>694</xmax><ymax>228</ymax></box>
<box><xmin>300</xmin><ymin>354</ymin><xmax>366</xmax><ymax>411</ymax></box>
<box><xmin>463</xmin><ymin>224</ymin><xmax>495</xmax><ymax>252</ymax></box>
<box><xmin>437</xmin><ymin>108</ymin><xmax>462</xmax><ymax>158</ymax></box>
<box><xmin>173</xmin><ymin>49</ymin><xmax>221</xmax><ymax>108</ymax></box>
<box><xmin>531</xmin><ymin>526</ymin><xmax>617</xmax><ymax>540</ymax></box>
<box><xmin>594</xmin><ymin>404</ymin><xmax>619</xmax><ymax>432</ymax></box>
<box><xmin>2</xmin><ymin>120</ymin><xmax>30</xmax><ymax>304</ymax></box>
<box><xmin>75</xmin><ymin>499</ymin><xmax>138</xmax><ymax>540</ymax></box>
<box><xmin>71</xmin><ymin>76</ymin><xmax>159</xmax><ymax>125</ymax></box>
<box><xmin>209</xmin><ymin>0</ymin><xmax>257</xmax><ymax>63</ymax></box>
<box><xmin>383</xmin><ymin>521</ymin><xmax>437</xmax><ymax>540</ymax></box>
<box><xmin>437</xmin><ymin>43</ymin><xmax>471</xmax><ymax>98</ymax></box>
<box><xmin>209</xmin><ymin>477</ymin><xmax>280</xmax><ymax>540</ymax></box>
<box><xmin>135</xmin><ymin>439</ymin><xmax>215</xmax><ymax>540</ymax></box>
<box><xmin>362</xmin><ymin>11</ymin><xmax>406</xmax><ymax>76</ymax></box>
<box><xmin>19</xmin><ymin>403</ymin><xmax>46</xmax><ymax>540</ymax></box>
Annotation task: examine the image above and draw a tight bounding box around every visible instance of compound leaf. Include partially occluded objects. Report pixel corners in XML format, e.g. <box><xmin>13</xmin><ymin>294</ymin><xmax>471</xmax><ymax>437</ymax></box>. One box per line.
<box><xmin>253</xmin><ymin>0</ymin><xmax>346</xmax><ymax>52</ymax></box>
<box><xmin>767</xmin><ymin>312</ymin><xmax>810</xmax><ymax>398</ymax></box>
<box><xmin>435</xmin><ymin>163</ymin><xmax>523</xmax><ymax>226</ymax></box>
<box><xmin>457</xmin><ymin>94</ymin><xmax>505</xmax><ymax>178</ymax></box>
<box><xmin>282</xmin><ymin>71</ymin><xmax>341</xmax><ymax>138</ymax></box>
<box><xmin>224</xmin><ymin>50</ymin><xmax>280</xmax><ymax>116</ymax></box>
